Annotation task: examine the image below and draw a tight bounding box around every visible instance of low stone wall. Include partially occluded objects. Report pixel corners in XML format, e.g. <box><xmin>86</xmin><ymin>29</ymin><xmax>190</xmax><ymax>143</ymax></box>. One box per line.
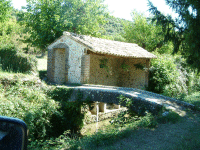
<box><xmin>57</xmin><ymin>85</ymin><xmax>195</xmax><ymax>118</ymax></box>
<box><xmin>69</xmin><ymin>86</ymin><xmax>164</xmax><ymax>115</ymax></box>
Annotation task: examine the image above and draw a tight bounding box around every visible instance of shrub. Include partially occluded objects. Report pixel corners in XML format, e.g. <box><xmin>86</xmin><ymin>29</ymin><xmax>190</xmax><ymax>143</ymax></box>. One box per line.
<box><xmin>39</xmin><ymin>70</ymin><xmax>47</xmax><ymax>80</ymax></box>
<box><xmin>0</xmin><ymin>82</ymin><xmax>59</xmax><ymax>141</ymax></box>
<box><xmin>148</xmin><ymin>53</ymin><xmax>192</xmax><ymax>98</ymax></box>
<box><xmin>0</xmin><ymin>44</ymin><xmax>37</xmax><ymax>73</ymax></box>
<box><xmin>0</xmin><ymin>72</ymin><xmax>41</xmax><ymax>87</ymax></box>
<box><xmin>47</xmin><ymin>87</ymin><xmax>86</xmax><ymax>137</ymax></box>
<box><xmin>182</xmin><ymin>92</ymin><xmax>200</xmax><ymax>108</ymax></box>
<box><xmin>110</xmin><ymin>95</ymin><xmax>158</xmax><ymax>128</ymax></box>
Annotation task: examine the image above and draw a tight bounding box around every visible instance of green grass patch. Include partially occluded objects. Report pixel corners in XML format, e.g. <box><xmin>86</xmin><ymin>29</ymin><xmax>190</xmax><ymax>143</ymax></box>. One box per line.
<box><xmin>34</xmin><ymin>113</ymin><xmax>158</xmax><ymax>149</ymax></box>
<box><xmin>157</xmin><ymin>111</ymin><xmax>181</xmax><ymax>124</ymax></box>
<box><xmin>173</xmin><ymin>114</ymin><xmax>200</xmax><ymax>150</ymax></box>
<box><xmin>182</xmin><ymin>92</ymin><xmax>200</xmax><ymax>108</ymax></box>
<box><xmin>0</xmin><ymin>70</ymin><xmax>41</xmax><ymax>86</ymax></box>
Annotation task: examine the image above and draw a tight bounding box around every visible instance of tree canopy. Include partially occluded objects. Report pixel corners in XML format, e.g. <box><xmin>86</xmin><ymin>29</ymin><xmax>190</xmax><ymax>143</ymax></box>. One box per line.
<box><xmin>20</xmin><ymin>0</ymin><xmax>108</xmax><ymax>54</ymax></box>
<box><xmin>148</xmin><ymin>0</ymin><xmax>200</xmax><ymax>70</ymax></box>
<box><xmin>123</xmin><ymin>11</ymin><xmax>173</xmax><ymax>53</ymax></box>
<box><xmin>0</xmin><ymin>0</ymin><xmax>12</xmax><ymax>22</ymax></box>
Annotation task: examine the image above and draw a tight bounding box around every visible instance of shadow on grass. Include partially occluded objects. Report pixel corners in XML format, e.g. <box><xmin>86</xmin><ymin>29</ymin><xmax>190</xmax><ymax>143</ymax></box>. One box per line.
<box><xmin>39</xmin><ymin>70</ymin><xmax>47</xmax><ymax>81</ymax></box>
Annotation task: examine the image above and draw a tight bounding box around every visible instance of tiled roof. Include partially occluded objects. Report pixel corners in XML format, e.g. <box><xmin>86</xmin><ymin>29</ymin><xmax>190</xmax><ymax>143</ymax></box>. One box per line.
<box><xmin>49</xmin><ymin>31</ymin><xmax>157</xmax><ymax>59</ymax></box>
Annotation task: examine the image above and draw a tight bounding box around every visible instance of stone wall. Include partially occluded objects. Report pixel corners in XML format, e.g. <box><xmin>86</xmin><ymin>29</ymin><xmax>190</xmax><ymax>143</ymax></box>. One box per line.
<box><xmin>89</xmin><ymin>54</ymin><xmax>149</xmax><ymax>89</ymax></box>
<box><xmin>48</xmin><ymin>36</ymin><xmax>150</xmax><ymax>87</ymax></box>
<box><xmin>117</xmin><ymin>58</ymin><xmax>149</xmax><ymax>89</ymax></box>
<box><xmin>47</xmin><ymin>36</ymin><xmax>87</xmax><ymax>84</ymax></box>
<box><xmin>81</xmin><ymin>54</ymin><xmax>90</xmax><ymax>84</ymax></box>
<box><xmin>89</xmin><ymin>54</ymin><xmax>119</xmax><ymax>86</ymax></box>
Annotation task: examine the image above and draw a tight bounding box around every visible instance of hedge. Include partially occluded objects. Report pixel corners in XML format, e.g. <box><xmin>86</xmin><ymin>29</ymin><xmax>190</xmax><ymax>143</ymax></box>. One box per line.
<box><xmin>0</xmin><ymin>44</ymin><xmax>37</xmax><ymax>73</ymax></box>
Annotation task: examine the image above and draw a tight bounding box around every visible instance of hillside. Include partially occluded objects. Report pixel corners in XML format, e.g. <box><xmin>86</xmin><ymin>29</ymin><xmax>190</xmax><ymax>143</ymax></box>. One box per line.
<box><xmin>100</xmin><ymin>16</ymin><xmax>131</xmax><ymax>42</ymax></box>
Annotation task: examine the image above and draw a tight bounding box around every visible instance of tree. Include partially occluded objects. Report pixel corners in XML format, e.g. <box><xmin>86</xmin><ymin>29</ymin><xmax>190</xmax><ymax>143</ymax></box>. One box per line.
<box><xmin>0</xmin><ymin>0</ymin><xmax>12</xmax><ymax>22</ymax></box>
<box><xmin>148</xmin><ymin>0</ymin><xmax>200</xmax><ymax>70</ymax></box>
<box><xmin>123</xmin><ymin>11</ymin><xmax>173</xmax><ymax>53</ymax></box>
<box><xmin>0</xmin><ymin>3</ymin><xmax>25</xmax><ymax>46</ymax></box>
<box><xmin>100</xmin><ymin>15</ymin><xmax>127</xmax><ymax>42</ymax></box>
<box><xmin>21</xmin><ymin>0</ymin><xmax>108</xmax><ymax>55</ymax></box>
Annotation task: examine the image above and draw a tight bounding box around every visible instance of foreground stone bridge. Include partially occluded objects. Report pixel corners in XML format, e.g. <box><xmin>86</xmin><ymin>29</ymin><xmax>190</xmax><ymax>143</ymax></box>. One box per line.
<box><xmin>58</xmin><ymin>85</ymin><xmax>195</xmax><ymax>116</ymax></box>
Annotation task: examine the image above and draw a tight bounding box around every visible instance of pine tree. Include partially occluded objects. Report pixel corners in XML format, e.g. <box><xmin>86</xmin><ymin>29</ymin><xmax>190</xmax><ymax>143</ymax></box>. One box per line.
<box><xmin>148</xmin><ymin>0</ymin><xmax>200</xmax><ymax>70</ymax></box>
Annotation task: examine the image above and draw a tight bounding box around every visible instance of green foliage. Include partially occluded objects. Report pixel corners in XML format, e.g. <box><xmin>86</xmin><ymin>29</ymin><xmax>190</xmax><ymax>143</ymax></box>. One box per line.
<box><xmin>121</xmin><ymin>63</ymin><xmax>130</xmax><ymax>71</ymax></box>
<box><xmin>99</xmin><ymin>58</ymin><xmax>108</xmax><ymax>69</ymax></box>
<box><xmin>134</xmin><ymin>63</ymin><xmax>145</xmax><ymax>70</ymax></box>
<box><xmin>39</xmin><ymin>70</ymin><xmax>47</xmax><ymax>80</ymax></box>
<box><xmin>113</xmin><ymin>95</ymin><xmax>158</xmax><ymax>128</ymax></box>
<box><xmin>0</xmin><ymin>16</ymin><xmax>28</xmax><ymax>49</ymax></box>
<box><xmin>47</xmin><ymin>88</ymin><xmax>87</xmax><ymax>137</ymax></box>
<box><xmin>0</xmin><ymin>72</ymin><xmax>89</xmax><ymax>144</ymax></box>
<box><xmin>182</xmin><ymin>92</ymin><xmax>200</xmax><ymax>108</ymax></box>
<box><xmin>148</xmin><ymin>0</ymin><xmax>200</xmax><ymax>70</ymax></box>
<box><xmin>148</xmin><ymin>53</ymin><xmax>192</xmax><ymax>98</ymax></box>
<box><xmin>110</xmin><ymin>111</ymin><xmax>139</xmax><ymax>127</ymax></box>
<box><xmin>21</xmin><ymin>0</ymin><xmax>108</xmax><ymax>53</ymax></box>
<box><xmin>28</xmin><ymin>130</ymin><xmax>77</xmax><ymax>150</ymax></box>
<box><xmin>0</xmin><ymin>78</ymin><xmax>59</xmax><ymax>141</ymax></box>
<box><xmin>47</xmin><ymin>87</ymin><xmax>73</xmax><ymax>102</ymax></box>
<box><xmin>0</xmin><ymin>0</ymin><xmax>12</xmax><ymax>22</ymax></box>
<box><xmin>100</xmin><ymin>15</ymin><xmax>127</xmax><ymax>42</ymax></box>
<box><xmin>123</xmin><ymin>11</ymin><xmax>173</xmax><ymax>53</ymax></box>
<box><xmin>0</xmin><ymin>44</ymin><xmax>37</xmax><ymax>73</ymax></box>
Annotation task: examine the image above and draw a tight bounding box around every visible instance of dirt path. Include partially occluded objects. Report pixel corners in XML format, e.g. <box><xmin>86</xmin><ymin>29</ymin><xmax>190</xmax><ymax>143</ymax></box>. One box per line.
<box><xmin>96</xmin><ymin>111</ymin><xmax>200</xmax><ymax>150</ymax></box>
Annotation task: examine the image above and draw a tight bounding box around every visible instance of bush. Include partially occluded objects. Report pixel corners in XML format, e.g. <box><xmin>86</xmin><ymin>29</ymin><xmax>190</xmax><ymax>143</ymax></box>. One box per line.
<box><xmin>47</xmin><ymin>87</ymin><xmax>86</xmax><ymax>137</ymax></box>
<box><xmin>39</xmin><ymin>70</ymin><xmax>47</xmax><ymax>80</ymax></box>
<box><xmin>148</xmin><ymin>53</ymin><xmax>193</xmax><ymax>98</ymax></box>
<box><xmin>0</xmin><ymin>73</ymin><xmax>89</xmax><ymax>145</ymax></box>
<box><xmin>182</xmin><ymin>92</ymin><xmax>200</xmax><ymax>108</ymax></box>
<box><xmin>0</xmin><ymin>82</ymin><xmax>59</xmax><ymax>141</ymax></box>
<box><xmin>0</xmin><ymin>72</ymin><xmax>41</xmax><ymax>87</ymax></box>
<box><xmin>0</xmin><ymin>44</ymin><xmax>37</xmax><ymax>73</ymax></box>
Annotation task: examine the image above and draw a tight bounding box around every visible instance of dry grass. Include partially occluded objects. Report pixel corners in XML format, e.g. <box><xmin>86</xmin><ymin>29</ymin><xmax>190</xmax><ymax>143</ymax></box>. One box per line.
<box><xmin>36</xmin><ymin>55</ymin><xmax>47</xmax><ymax>71</ymax></box>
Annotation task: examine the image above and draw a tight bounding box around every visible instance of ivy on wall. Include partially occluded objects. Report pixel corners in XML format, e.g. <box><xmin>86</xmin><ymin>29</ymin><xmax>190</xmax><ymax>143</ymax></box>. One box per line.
<box><xmin>121</xmin><ymin>63</ymin><xmax>130</xmax><ymax>71</ymax></box>
<box><xmin>99</xmin><ymin>58</ymin><xmax>110</xmax><ymax>76</ymax></box>
<box><xmin>99</xmin><ymin>58</ymin><xmax>108</xmax><ymax>69</ymax></box>
<box><xmin>134</xmin><ymin>63</ymin><xmax>145</xmax><ymax>70</ymax></box>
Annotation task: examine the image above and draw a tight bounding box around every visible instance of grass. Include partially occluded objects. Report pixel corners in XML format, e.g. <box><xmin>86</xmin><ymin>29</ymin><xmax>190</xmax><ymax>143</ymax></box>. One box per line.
<box><xmin>0</xmin><ymin>60</ymin><xmax>200</xmax><ymax>149</ymax></box>
<box><xmin>173</xmin><ymin>113</ymin><xmax>200</xmax><ymax>150</ymax></box>
<box><xmin>157</xmin><ymin>110</ymin><xmax>182</xmax><ymax>124</ymax></box>
<box><xmin>182</xmin><ymin>92</ymin><xmax>200</xmax><ymax>108</ymax></box>
<box><xmin>33</xmin><ymin>110</ymin><xmax>185</xmax><ymax>150</ymax></box>
<box><xmin>44</xmin><ymin>113</ymin><xmax>159</xmax><ymax>149</ymax></box>
<box><xmin>37</xmin><ymin>55</ymin><xmax>47</xmax><ymax>71</ymax></box>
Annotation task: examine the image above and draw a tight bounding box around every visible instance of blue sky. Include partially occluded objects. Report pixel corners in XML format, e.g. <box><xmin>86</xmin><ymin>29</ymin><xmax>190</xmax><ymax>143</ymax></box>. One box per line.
<box><xmin>11</xmin><ymin>0</ymin><xmax>178</xmax><ymax>21</ymax></box>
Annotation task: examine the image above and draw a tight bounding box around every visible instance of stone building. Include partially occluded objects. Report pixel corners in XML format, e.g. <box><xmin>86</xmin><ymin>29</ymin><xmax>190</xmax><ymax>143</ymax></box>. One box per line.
<box><xmin>47</xmin><ymin>31</ymin><xmax>156</xmax><ymax>89</ymax></box>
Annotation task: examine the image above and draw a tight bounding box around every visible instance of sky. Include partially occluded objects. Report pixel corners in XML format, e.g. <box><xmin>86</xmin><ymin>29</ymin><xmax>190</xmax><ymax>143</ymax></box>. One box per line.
<box><xmin>11</xmin><ymin>0</ymin><xmax>178</xmax><ymax>21</ymax></box>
